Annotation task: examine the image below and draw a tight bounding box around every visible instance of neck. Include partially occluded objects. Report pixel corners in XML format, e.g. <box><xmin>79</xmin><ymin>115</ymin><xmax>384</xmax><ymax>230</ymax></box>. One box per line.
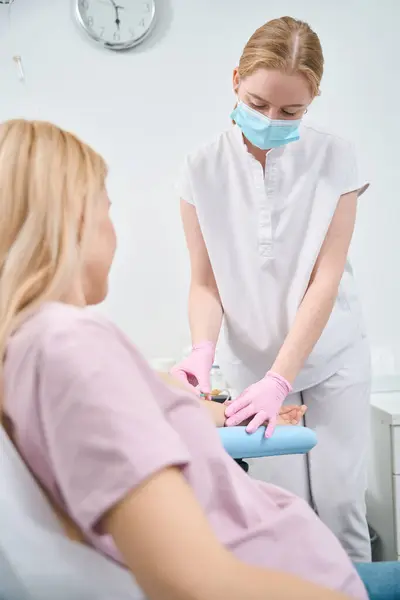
<box><xmin>61</xmin><ymin>281</ymin><xmax>87</xmax><ymax>307</ymax></box>
<box><xmin>243</xmin><ymin>135</ymin><xmax>270</xmax><ymax>170</ymax></box>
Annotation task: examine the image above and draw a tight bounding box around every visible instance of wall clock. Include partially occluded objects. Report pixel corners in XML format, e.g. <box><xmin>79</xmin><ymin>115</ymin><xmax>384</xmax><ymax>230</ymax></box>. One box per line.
<box><xmin>74</xmin><ymin>0</ymin><xmax>156</xmax><ymax>51</ymax></box>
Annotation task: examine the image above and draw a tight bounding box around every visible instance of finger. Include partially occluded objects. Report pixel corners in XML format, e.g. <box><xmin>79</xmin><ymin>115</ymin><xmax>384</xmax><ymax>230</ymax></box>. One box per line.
<box><xmin>187</xmin><ymin>373</ymin><xmax>200</xmax><ymax>388</ymax></box>
<box><xmin>170</xmin><ymin>369</ymin><xmax>201</xmax><ymax>396</ymax></box>
<box><xmin>290</xmin><ymin>406</ymin><xmax>307</xmax><ymax>424</ymax></box>
<box><xmin>182</xmin><ymin>379</ymin><xmax>202</xmax><ymax>397</ymax></box>
<box><xmin>197</xmin><ymin>377</ymin><xmax>211</xmax><ymax>395</ymax></box>
<box><xmin>224</xmin><ymin>392</ymin><xmax>251</xmax><ymax>418</ymax></box>
<box><xmin>278</xmin><ymin>412</ymin><xmax>291</xmax><ymax>424</ymax></box>
<box><xmin>284</xmin><ymin>408</ymin><xmax>298</xmax><ymax>420</ymax></box>
<box><xmin>282</xmin><ymin>405</ymin><xmax>298</xmax><ymax>413</ymax></box>
<box><xmin>265</xmin><ymin>414</ymin><xmax>277</xmax><ymax>438</ymax></box>
<box><xmin>245</xmin><ymin>411</ymin><xmax>268</xmax><ymax>434</ymax></box>
<box><xmin>170</xmin><ymin>368</ymin><xmax>190</xmax><ymax>384</ymax></box>
<box><xmin>225</xmin><ymin>404</ymin><xmax>256</xmax><ymax>427</ymax></box>
<box><xmin>278</xmin><ymin>405</ymin><xmax>294</xmax><ymax>415</ymax></box>
<box><xmin>175</xmin><ymin>369</ymin><xmax>199</xmax><ymax>389</ymax></box>
<box><xmin>278</xmin><ymin>414</ymin><xmax>292</xmax><ymax>426</ymax></box>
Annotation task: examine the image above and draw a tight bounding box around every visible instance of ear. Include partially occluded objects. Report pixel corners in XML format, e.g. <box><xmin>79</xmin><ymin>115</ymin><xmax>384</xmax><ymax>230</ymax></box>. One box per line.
<box><xmin>232</xmin><ymin>67</ymin><xmax>240</xmax><ymax>94</ymax></box>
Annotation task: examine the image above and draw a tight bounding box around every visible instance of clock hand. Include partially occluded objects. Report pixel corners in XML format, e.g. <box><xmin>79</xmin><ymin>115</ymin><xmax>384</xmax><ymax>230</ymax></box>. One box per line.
<box><xmin>107</xmin><ymin>0</ymin><xmax>124</xmax><ymax>29</ymax></box>
<box><xmin>115</xmin><ymin>6</ymin><xmax>121</xmax><ymax>29</ymax></box>
<box><xmin>108</xmin><ymin>0</ymin><xmax>125</xmax><ymax>8</ymax></box>
<box><xmin>105</xmin><ymin>0</ymin><xmax>125</xmax><ymax>30</ymax></box>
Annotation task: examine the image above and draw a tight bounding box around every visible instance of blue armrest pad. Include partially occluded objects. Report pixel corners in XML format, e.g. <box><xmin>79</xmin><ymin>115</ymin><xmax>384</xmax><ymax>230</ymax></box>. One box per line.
<box><xmin>218</xmin><ymin>425</ymin><xmax>317</xmax><ymax>459</ymax></box>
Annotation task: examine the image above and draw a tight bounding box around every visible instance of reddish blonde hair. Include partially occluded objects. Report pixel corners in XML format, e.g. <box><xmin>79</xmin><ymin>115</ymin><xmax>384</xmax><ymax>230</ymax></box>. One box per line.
<box><xmin>238</xmin><ymin>16</ymin><xmax>324</xmax><ymax>96</ymax></box>
<box><xmin>0</xmin><ymin>120</ymin><xmax>107</xmax><ymax>403</ymax></box>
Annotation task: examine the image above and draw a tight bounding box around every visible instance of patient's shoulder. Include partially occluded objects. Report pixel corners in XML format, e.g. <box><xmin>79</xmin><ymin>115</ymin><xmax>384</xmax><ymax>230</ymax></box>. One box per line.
<box><xmin>42</xmin><ymin>302</ymin><xmax>114</xmax><ymax>336</ymax></box>
<box><xmin>19</xmin><ymin>302</ymin><xmax>114</xmax><ymax>345</ymax></box>
<box><xmin>7</xmin><ymin>302</ymin><xmax>131</xmax><ymax>376</ymax></box>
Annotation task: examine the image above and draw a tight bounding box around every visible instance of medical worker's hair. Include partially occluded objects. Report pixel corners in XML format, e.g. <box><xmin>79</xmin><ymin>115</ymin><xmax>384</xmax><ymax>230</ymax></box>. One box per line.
<box><xmin>0</xmin><ymin>119</ymin><xmax>107</xmax><ymax>415</ymax></box>
<box><xmin>239</xmin><ymin>16</ymin><xmax>324</xmax><ymax>97</ymax></box>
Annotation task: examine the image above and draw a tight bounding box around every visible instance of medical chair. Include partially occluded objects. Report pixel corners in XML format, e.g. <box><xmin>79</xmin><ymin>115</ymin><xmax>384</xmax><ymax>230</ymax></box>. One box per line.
<box><xmin>0</xmin><ymin>426</ymin><xmax>398</xmax><ymax>600</ymax></box>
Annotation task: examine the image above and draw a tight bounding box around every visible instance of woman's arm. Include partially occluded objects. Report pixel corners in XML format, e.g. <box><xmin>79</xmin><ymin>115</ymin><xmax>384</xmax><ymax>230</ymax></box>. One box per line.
<box><xmin>158</xmin><ymin>372</ymin><xmax>304</xmax><ymax>427</ymax></box>
<box><xmin>271</xmin><ymin>191</ymin><xmax>358</xmax><ymax>384</ymax></box>
<box><xmin>158</xmin><ymin>371</ymin><xmax>226</xmax><ymax>426</ymax></box>
<box><xmin>181</xmin><ymin>200</ymin><xmax>223</xmax><ymax>345</ymax></box>
<box><xmin>103</xmin><ymin>466</ymin><xmax>352</xmax><ymax>600</ymax></box>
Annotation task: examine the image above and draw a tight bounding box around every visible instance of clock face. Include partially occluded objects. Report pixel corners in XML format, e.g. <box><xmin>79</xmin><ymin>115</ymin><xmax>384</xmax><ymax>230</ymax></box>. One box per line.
<box><xmin>75</xmin><ymin>0</ymin><xmax>156</xmax><ymax>50</ymax></box>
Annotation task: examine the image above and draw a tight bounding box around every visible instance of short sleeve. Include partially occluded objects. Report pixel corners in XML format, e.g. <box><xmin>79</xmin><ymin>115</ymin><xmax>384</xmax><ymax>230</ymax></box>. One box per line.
<box><xmin>339</xmin><ymin>141</ymin><xmax>370</xmax><ymax>198</ymax></box>
<box><xmin>38</xmin><ymin>318</ymin><xmax>190</xmax><ymax>534</ymax></box>
<box><xmin>175</xmin><ymin>156</ymin><xmax>195</xmax><ymax>205</ymax></box>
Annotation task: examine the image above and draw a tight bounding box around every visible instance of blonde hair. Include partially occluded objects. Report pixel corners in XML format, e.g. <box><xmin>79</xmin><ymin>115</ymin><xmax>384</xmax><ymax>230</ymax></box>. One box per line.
<box><xmin>0</xmin><ymin>120</ymin><xmax>107</xmax><ymax>409</ymax></box>
<box><xmin>238</xmin><ymin>16</ymin><xmax>324</xmax><ymax>96</ymax></box>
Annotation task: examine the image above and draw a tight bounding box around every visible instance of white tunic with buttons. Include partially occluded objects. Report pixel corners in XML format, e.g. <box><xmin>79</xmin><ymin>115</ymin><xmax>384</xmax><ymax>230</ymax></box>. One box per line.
<box><xmin>177</xmin><ymin>123</ymin><xmax>368</xmax><ymax>393</ymax></box>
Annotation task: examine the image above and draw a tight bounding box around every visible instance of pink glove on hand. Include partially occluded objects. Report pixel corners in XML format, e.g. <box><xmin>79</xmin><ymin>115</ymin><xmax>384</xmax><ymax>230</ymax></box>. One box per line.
<box><xmin>170</xmin><ymin>341</ymin><xmax>215</xmax><ymax>395</ymax></box>
<box><xmin>224</xmin><ymin>371</ymin><xmax>292</xmax><ymax>438</ymax></box>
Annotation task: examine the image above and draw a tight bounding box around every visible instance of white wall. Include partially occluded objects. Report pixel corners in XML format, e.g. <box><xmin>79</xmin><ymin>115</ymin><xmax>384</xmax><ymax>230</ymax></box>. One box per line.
<box><xmin>1</xmin><ymin>0</ymin><xmax>399</xmax><ymax>371</ymax></box>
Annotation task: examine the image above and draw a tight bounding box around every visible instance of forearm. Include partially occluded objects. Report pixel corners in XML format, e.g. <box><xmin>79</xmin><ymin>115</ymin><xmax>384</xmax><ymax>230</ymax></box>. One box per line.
<box><xmin>105</xmin><ymin>468</ymin><xmax>352</xmax><ymax>600</ymax></box>
<box><xmin>189</xmin><ymin>281</ymin><xmax>223</xmax><ymax>345</ymax></box>
<box><xmin>272</xmin><ymin>191</ymin><xmax>358</xmax><ymax>384</ymax></box>
<box><xmin>272</xmin><ymin>280</ymin><xmax>337</xmax><ymax>384</ymax></box>
<box><xmin>131</xmin><ymin>554</ymin><xmax>353</xmax><ymax>600</ymax></box>
<box><xmin>157</xmin><ymin>371</ymin><xmax>226</xmax><ymax>426</ymax></box>
<box><xmin>201</xmin><ymin>399</ymin><xmax>226</xmax><ymax>426</ymax></box>
<box><xmin>218</xmin><ymin>559</ymin><xmax>352</xmax><ymax>600</ymax></box>
<box><xmin>271</xmin><ymin>191</ymin><xmax>358</xmax><ymax>384</ymax></box>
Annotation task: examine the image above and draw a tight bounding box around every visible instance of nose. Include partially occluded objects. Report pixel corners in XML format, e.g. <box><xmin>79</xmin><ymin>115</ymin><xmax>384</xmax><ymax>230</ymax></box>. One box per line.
<box><xmin>265</xmin><ymin>107</ymin><xmax>281</xmax><ymax>120</ymax></box>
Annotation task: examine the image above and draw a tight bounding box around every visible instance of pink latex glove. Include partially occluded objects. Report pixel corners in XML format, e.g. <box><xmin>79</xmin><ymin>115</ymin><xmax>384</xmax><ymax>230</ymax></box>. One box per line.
<box><xmin>224</xmin><ymin>371</ymin><xmax>292</xmax><ymax>438</ymax></box>
<box><xmin>170</xmin><ymin>341</ymin><xmax>215</xmax><ymax>395</ymax></box>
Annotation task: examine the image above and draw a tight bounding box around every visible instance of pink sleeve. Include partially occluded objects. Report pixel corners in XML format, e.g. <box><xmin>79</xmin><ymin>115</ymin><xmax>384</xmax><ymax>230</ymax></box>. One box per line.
<box><xmin>38</xmin><ymin>318</ymin><xmax>190</xmax><ymax>534</ymax></box>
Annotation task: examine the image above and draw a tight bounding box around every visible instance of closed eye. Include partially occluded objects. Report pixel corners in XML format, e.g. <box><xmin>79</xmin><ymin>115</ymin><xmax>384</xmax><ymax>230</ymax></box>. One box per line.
<box><xmin>248</xmin><ymin>100</ymin><xmax>301</xmax><ymax>118</ymax></box>
<box><xmin>249</xmin><ymin>102</ymin><xmax>267</xmax><ymax>111</ymax></box>
<box><xmin>281</xmin><ymin>109</ymin><xmax>298</xmax><ymax>117</ymax></box>
<box><xmin>249</xmin><ymin>103</ymin><xmax>299</xmax><ymax>118</ymax></box>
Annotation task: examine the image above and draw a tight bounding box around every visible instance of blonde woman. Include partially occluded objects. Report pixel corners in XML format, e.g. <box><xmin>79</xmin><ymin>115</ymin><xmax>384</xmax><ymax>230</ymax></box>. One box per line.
<box><xmin>0</xmin><ymin>119</ymin><xmax>368</xmax><ymax>600</ymax></box>
<box><xmin>173</xmin><ymin>16</ymin><xmax>371</xmax><ymax>562</ymax></box>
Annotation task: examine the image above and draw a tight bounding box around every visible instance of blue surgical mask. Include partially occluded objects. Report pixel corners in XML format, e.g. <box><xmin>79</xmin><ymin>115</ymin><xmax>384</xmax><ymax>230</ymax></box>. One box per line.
<box><xmin>230</xmin><ymin>101</ymin><xmax>301</xmax><ymax>150</ymax></box>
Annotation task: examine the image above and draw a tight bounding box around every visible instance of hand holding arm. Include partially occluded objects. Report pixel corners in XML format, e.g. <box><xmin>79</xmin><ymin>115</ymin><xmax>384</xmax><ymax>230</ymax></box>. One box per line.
<box><xmin>159</xmin><ymin>372</ymin><xmax>305</xmax><ymax>428</ymax></box>
<box><xmin>170</xmin><ymin>341</ymin><xmax>215</xmax><ymax>394</ymax></box>
<box><xmin>225</xmin><ymin>191</ymin><xmax>358</xmax><ymax>436</ymax></box>
<box><xmin>225</xmin><ymin>372</ymin><xmax>292</xmax><ymax>437</ymax></box>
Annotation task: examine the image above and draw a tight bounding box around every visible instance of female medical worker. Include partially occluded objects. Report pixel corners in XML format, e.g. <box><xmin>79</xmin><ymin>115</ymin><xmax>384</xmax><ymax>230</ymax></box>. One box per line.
<box><xmin>172</xmin><ymin>16</ymin><xmax>371</xmax><ymax>563</ymax></box>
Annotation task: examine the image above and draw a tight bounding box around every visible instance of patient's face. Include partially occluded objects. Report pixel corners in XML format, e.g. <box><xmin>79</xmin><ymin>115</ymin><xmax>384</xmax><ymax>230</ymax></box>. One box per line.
<box><xmin>82</xmin><ymin>191</ymin><xmax>116</xmax><ymax>305</ymax></box>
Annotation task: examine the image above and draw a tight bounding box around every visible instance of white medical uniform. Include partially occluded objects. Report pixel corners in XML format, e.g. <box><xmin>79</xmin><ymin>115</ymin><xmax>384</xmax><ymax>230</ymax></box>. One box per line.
<box><xmin>177</xmin><ymin>123</ymin><xmax>372</xmax><ymax>562</ymax></box>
